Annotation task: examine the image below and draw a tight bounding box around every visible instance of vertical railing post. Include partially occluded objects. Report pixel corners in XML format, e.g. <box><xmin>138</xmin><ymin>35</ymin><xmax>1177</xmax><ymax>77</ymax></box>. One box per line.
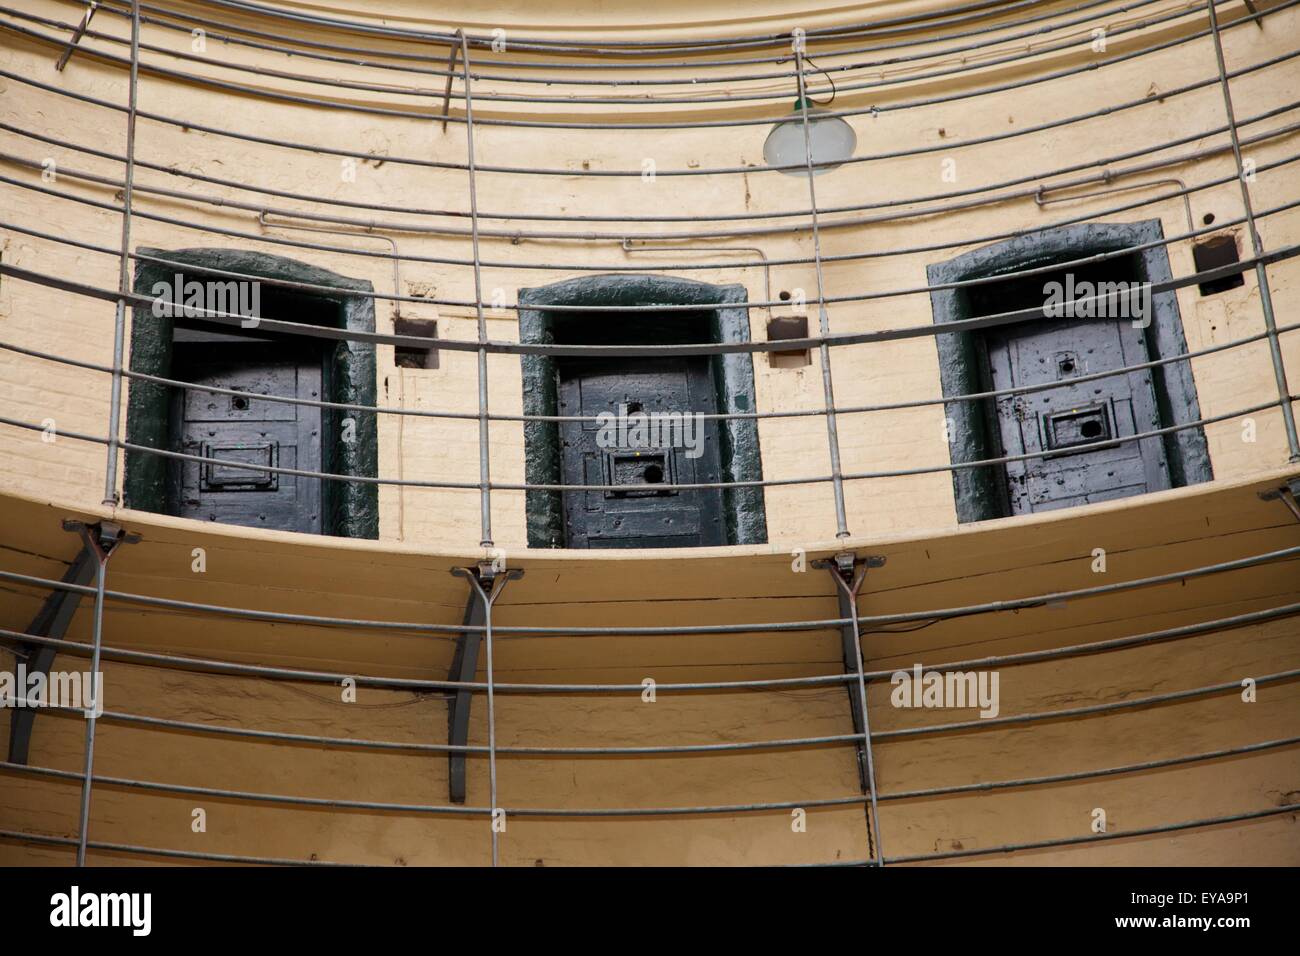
<box><xmin>817</xmin><ymin>553</ymin><xmax>886</xmax><ymax>865</ymax></box>
<box><xmin>453</xmin><ymin>563</ymin><xmax>522</xmax><ymax>867</ymax></box>
<box><xmin>794</xmin><ymin>42</ymin><xmax>851</xmax><ymax>538</ymax></box>
<box><xmin>1206</xmin><ymin>0</ymin><xmax>1300</xmax><ymax>461</ymax></box>
<box><xmin>65</xmin><ymin>520</ymin><xmax>133</xmax><ymax>866</ymax></box>
<box><xmin>456</xmin><ymin>31</ymin><xmax>496</xmax><ymax>545</ymax></box>
<box><xmin>101</xmin><ymin>0</ymin><xmax>140</xmax><ymax>505</ymax></box>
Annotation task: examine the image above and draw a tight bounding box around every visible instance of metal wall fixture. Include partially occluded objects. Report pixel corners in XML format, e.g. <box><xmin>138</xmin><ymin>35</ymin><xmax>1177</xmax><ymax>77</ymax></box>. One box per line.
<box><xmin>764</xmin><ymin>99</ymin><xmax>858</xmax><ymax>175</ymax></box>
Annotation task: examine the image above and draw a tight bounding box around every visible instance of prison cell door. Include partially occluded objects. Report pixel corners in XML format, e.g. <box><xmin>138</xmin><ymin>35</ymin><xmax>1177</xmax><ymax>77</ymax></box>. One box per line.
<box><xmin>984</xmin><ymin>317</ymin><xmax>1170</xmax><ymax>515</ymax></box>
<box><xmin>173</xmin><ymin>343</ymin><xmax>324</xmax><ymax>533</ymax></box>
<box><xmin>557</xmin><ymin>356</ymin><xmax>725</xmax><ymax>548</ymax></box>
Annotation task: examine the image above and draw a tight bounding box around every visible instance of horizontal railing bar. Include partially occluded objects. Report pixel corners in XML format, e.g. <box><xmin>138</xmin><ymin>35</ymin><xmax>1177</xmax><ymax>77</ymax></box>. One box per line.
<box><xmin>6</xmin><ymin>800</ymin><xmax>1294</xmax><ymax>865</ymax></box>
<box><xmin>7</xmin><ymin>127</ymin><xmax>1299</xmax><ymax>285</ymax></box>
<box><xmin>86</xmin><ymin>0</ymin><xmax>1153</xmax><ymax>84</ymax></box>
<box><xmin>0</xmin><ymin>701</ymin><xmax>864</xmax><ymax>755</ymax></box>
<box><xmin>0</xmin><ymin>413</ymin><xmax>812</xmax><ymax>491</ymax></box>
<box><xmin>2</xmin><ymin>234</ymin><xmax>1295</xmax><ymax>348</ymax></box>
<box><xmin>5</xmin><ymin>126</ymin><xmax>1295</xmax><ymax>260</ymax></box>
<box><xmin>4</xmin><ymin>43</ymin><xmax>1295</xmax><ymax>186</ymax></box>
<box><xmin>874</xmin><ymin>668</ymin><xmax>1300</xmax><ymax>740</ymax></box>
<box><xmin>0</xmin><ymin>624</ymin><xmax>849</xmax><ymax>692</ymax></box>
<box><xmin>4</xmin><ymin>313</ymin><xmax>1293</xmax><ymax>427</ymax></box>
<box><xmin>0</xmin><ymin>827</ymin><xmax>351</xmax><ymax>865</ymax></box>
<box><xmin>879</xmin><ymin>735</ymin><xmax>1300</xmax><ymax>799</ymax></box>
<box><xmin>10</xmin><ymin>692</ymin><xmax>1295</xmax><ymax>765</ymax></box>
<box><xmin>4</xmin><ymin>1</ymin><xmax>1208</xmax><ymax>106</ymax></box>
<box><xmin>2</xmin><ymin>539</ymin><xmax>1296</xmax><ymax>642</ymax></box>
<box><xmin>0</xmin><ymin>2</ymin><xmax>1282</xmax><ymax>132</ymax></box>
<box><xmin>840</xmin><ymin>398</ymin><xmax>1285</xmax><ymax>483</ymax></box>
<box><xmin>162</xmin><ymin>0</ymin><xmax>1143</xmax><ymax>56</ymax></box>
<box><xmin>0</xmin><ymin>757</ymin><xmax>858</xmax><ymax>816</ymax></box>
<box><xmin>5</xmin><ymin>92</ymin><xmax>1298</xmax><ymax>235</ymax></box>
<box><xmin>0</xmin><ymin>759</ymin><xmax>485</xmax><ymax>815</ymax></box>
<box><xmin>3</xmin><ymin>601</ymin><xmax>1297</xmax><ymax>695</ymax></box>
<box><xmin>876</xmin><ymin>803</ymin><xmax>1300</xmax><ymax>864</ymax></box>
<box><xmin>3</xmin><ymin>707</ymin><xmax>1295</xmax><ymax>817</ymax></box>
<box><xmin>5</xmin><ymin>47</ymin><xmax>1289</xmax><ymax>188</ymax></box>
<box><xmin>5</xmin><ymin>48</ymin><xmax>1293</xmax><ymax>189</ymax></box>
<box><xmin>869</xmin><ymin>605</ymin><xmax>1300</xmax><ymax>677</ymax></box>
<box><xmin>0</xmin><ymin>386</ymin><xmax>1285</xmax><ymax>492</ymax></box>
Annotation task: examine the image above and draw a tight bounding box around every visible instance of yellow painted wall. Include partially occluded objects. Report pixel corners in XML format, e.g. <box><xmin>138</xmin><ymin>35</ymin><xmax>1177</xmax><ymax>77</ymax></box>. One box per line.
<box><xmin>0</xmin><ymin>468</ymin><xmax>1295</xmax><ymax>866</ymax></box>
<box><xmin>1</xmin><ymin>0</ymin><xmax>1297</xmax><ymax>551</ymax></box>
<box><xmin>4</xmin><ymin>625</ymin><xmax>1294</xmax><ymax>867</ymax></box>
<box><xmin>0</xmin><ymin>2</ymin><xmax>1298</xmax><ymax>867</ymax></box>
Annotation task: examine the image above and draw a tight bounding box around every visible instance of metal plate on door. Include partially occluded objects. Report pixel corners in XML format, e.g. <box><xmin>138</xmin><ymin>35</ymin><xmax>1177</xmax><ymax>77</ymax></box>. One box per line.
<box><xmin>200</xmin><ymin>441</ymin><xmax>279</xmax><ymax>491</ymax></box>
<box><xmin>1041</xmin><ymin>403</ymin><xmax>1114</xmax><ymax>453</ymax></box>
<box><xmin>604</xmin><ymin>449</ymin><xmax>677</xmax><ymax>498</ymax></box>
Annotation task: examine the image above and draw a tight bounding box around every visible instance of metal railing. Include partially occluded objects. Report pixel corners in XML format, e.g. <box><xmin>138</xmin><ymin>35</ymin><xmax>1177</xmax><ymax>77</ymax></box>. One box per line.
<box><xmin>0</xmin><ymin>0</ymin><xmax>1297</xmax><ymax>866</ymax></box>
<box><xmin>1</xmin><ymin>545</ymin><xmax>1298</xmax><ymax>864</ymax></box>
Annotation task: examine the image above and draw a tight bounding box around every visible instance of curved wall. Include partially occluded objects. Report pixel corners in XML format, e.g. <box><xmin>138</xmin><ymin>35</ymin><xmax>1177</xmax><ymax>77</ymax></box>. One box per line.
<box><xmin>0</xmin><ymin>1</ymin><xmax>1298</xmax><ymax>869</ymax></box>
<box><xmin>1</xmin><ymin>0</ymin><xmax>1298</xmax><ymax>551</ymax></box>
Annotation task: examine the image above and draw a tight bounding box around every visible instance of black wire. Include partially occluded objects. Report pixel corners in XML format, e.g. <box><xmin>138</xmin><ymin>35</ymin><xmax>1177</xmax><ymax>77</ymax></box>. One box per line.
<box><xmin>802</xmin><ymin>54</ymin><xmax>838</xmax><ymax>106</ymax></box>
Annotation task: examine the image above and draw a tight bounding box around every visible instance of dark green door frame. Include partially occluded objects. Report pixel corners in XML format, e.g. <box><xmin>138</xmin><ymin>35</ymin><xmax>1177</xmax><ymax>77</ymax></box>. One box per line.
<box><xmin>124</xmin><ymin>247</ymin><xmax>379</xmax><ymax>539</ymax></box>
<box><xmin>517</xmin><ymin>274</ymin><xmax>767</xmax><ymax>548</ymax></box>
<box><xmin>926</xmin><ymin>219</ymin><xmax>1212</xmax><ymax>523</ymax></box>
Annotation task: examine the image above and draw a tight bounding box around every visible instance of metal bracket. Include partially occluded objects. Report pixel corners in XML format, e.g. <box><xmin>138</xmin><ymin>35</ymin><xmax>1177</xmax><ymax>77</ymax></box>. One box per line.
<box><xmin>61</xmin><ymin>519</ymin><xmax>140</xmax><ymax>559</ymax></box>
<box><xmin>440</xmin><ymin>31</ymin><xmax>463</xmax><ymax>132</ymax></box>
<box><xmin>55</xmin><ymin>2</ymin><xmax>99</xmax><ymax>72</ymax></box>
<box><xmin>1258</xmin><ymin>477</ymin><xmax>1300</xmax><ymax>523</ymax></box>
<box><xmin>445</xmin><ymin>562</ymin><xmax>522</xmax><ymax>803</ymax></box>
<box><xmin>445</xmin><ymin>589</ymin><xmax>482</xmax><ymax>804</ymax></box>
<box><xmin>811</xmin><ymin>552</ymin><xmax>884</xmax><ymax>794</ymax></box>
<box><xmin>6</xmin><ymin>520</ymin><xmax>137</xmax><ymax>764</ymax></box>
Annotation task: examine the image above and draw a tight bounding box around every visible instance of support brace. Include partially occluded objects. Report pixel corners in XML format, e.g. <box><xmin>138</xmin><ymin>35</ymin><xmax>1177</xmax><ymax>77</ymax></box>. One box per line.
<box><xmin>6</xmin><ymin>548</ymin><xmax>96</xmax><ymax>763</ymax></box>
<box><xmin>816</xmin><ymin>552</ymin><xmax>883</xmax><ymax>794</ymax></box>
<box><xmin>1258</xmin><ymin>476</ymin><xmax>1300</xmax><ymax>523</ymax></box>
<box><xmin>440</xmin><ymin>31</ymin><xmax>462</xmax><ymax>132</ymax></box>
<box><xmin>451</xmin><ymin>562</ymin><xmax>522</xmax><ymax>867</ymax></box>
<box><xmin>815</xmin><ymin>551</ymin><xmax>887</xmax><ymax>866</ymax></box>
<box><xmin>445</xmin><ymin>591</ymin><xmax>483</xmax><ymax>804</ymax></box>
<box><xmin>5</xmin><ymin>520</ymin><xmax>136</xmax><ymax>764</ymax></box>
<box><xmin>55</xmin><ymin>2</ymin><xmax>99</xmax><ymax>72</ymax></box>
<box><xmin>446</xmin><ymin>563</ymin><xmax>523</xmax><ymax>806</ymax></box>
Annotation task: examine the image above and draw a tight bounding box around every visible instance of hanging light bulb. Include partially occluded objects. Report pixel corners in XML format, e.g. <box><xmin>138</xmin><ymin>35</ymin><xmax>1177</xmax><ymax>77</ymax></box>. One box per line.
<box><xmin>763</xmin><ymin>98</ymin><xmax>857</xmax><ymax>176</ymax></box>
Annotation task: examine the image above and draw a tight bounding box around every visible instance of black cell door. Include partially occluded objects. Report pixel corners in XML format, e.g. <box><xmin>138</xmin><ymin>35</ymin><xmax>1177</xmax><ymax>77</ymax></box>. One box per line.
<box><xmin>984</xmin><ymin>317</ymin><xmax>1170</xmax><ymax>516</ymax></box>
<box><xmin>557</xmin><ymin>356</ymin><xmax>725</xmax><ymax>548</ymax></box>
<box><xmin>172</xmin><ymin>343</ymin><xmax>323</xmax><ymax>533</ymax></box>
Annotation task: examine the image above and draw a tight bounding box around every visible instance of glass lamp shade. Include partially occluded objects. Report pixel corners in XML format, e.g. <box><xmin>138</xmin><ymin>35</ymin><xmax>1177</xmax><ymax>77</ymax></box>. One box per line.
<box><xmin>763</xmin><ymin>105</ymin><xmax>857</xmax><ymax>175</ymax></box>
